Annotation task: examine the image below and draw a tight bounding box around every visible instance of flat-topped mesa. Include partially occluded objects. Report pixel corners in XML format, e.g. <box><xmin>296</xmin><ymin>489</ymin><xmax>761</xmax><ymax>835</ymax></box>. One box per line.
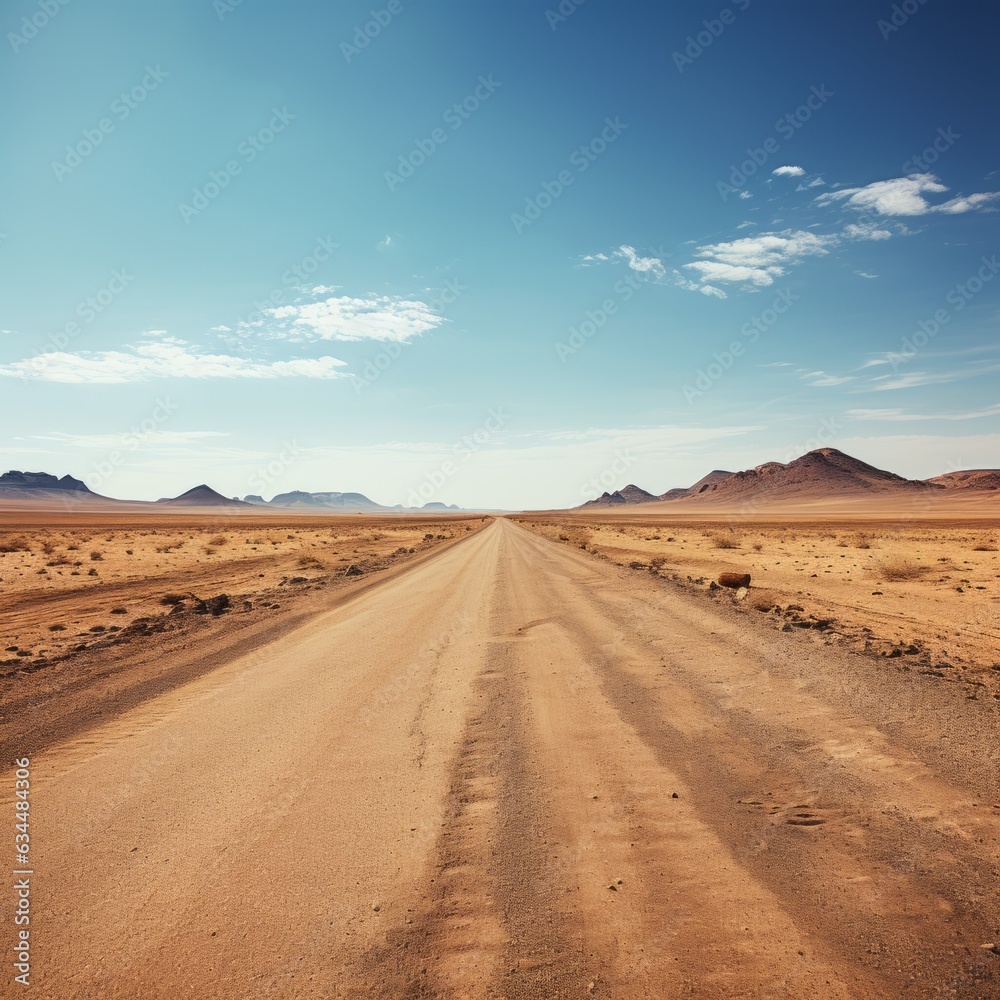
<box><xmin>258</xmin><ymin>490</ymin><xmax>386</xmax><ymax>509</ymax></box>
<box><xmin>0</xmin><ymin>470</ymin><xmax>92</xmax><ymax>493</ymax></box>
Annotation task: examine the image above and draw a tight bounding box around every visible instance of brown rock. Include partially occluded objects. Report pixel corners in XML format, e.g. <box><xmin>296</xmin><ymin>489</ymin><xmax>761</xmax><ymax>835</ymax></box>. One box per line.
<box><xmin>718</xmin><ymin>572</ymin><xmax>751</xmax><ymax>589</ymax></box>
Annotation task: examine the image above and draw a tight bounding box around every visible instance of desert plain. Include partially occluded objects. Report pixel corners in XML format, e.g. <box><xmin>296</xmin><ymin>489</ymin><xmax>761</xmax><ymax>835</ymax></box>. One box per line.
<box><xmin>1</xmin><ymin>500</ymin><xmax>997</xmax><ymax>998</ymax></box>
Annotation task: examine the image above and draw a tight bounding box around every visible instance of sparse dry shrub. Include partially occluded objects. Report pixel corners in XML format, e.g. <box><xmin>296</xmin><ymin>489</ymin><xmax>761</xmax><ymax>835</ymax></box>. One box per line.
<box><xmin>0</xmin><ymin>537</ymin><xmax>31</xmax><ymax>554</ymax></box>
<box><xmin>712</xmin><ymin>532</ymin><xmax>742</xmax><ymax>549</ymax></box>
<box><xmin>853</xmin><ymin>533</ymin><xmax>875</xmax><ymax>549</ymax></box>
<box><xmin>89</xmin><ymin>550</ymin><xmax>103</xmax><ymax>561</ymax></box>
<box><xmin>972</xmin><ymin>541</ymin><xmax>997</xmax><ymax>552</ymax></box>
<box><xmin>209</xmin><ymin>535</ymin><xmax>227</xmax><ymax>547</ymax></box>
<box><xmin>875</xmin><ymin>556</ymin><xmax>927</xmax><ymax>582</ymax></box>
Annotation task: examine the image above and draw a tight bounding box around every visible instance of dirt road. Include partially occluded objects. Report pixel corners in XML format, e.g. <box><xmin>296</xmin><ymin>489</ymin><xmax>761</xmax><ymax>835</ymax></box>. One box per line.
<box><xmin>7</xmin><ymin>519</ymin><xmax>998</xmax><ymax>998</ymax></box>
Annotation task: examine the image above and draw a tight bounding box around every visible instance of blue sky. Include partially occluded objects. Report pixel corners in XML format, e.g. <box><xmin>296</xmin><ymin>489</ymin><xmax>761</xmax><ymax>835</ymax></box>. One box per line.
<box><xmin>1</xmin><ymin>0</ymin><xmax>998</xmax><ymax>508</ymax></box>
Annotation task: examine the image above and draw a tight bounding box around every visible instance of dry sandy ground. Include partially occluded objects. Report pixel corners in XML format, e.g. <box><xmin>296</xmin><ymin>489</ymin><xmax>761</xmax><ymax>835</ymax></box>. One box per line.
<box><xmin>514</xmin><ymin>514</ymin><xmax>1000</xmax><ymax>703</ymax></box>
<box><xmin>0</xmin><ymin>511</ymin><xmax>482</xmax><ymax>753</ymax></box>
<box><xmin>1</xmin><ymin>517</ymin><xmax>997</xmax><ymax>998</ymax></box>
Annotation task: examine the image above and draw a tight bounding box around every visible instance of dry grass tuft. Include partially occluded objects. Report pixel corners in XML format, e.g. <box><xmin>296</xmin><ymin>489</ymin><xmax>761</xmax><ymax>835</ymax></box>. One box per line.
<box><xmin>875</xmin><ymin>556</ymin><xmax>927</xmax><ymax>581</ymax></box>
<box><xmin>712</xmin><ymin>533</ymin><xmax>742</xmax><ymax>550</ymax></box>
<box><xmin>0</xmin><ymin>537</ymin><xmax>31</xmax><ymax>553</ymax></box>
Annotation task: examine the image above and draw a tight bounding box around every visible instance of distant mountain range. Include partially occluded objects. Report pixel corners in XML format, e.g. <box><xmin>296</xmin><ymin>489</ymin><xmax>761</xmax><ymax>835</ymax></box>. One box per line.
<box><xmin>577</xmin><ymin>448</ymin><xmax>999</xmax><ymax>509</ymax></box>
<box><xmin>2</xmin><ymin>449</ymin><xmax>997</xmax><ymax>511</ymax></box>
<box><xmin>243</xmin><ymin>490</ymin><xmax>459</xmax><ymax>511</ymax></box>
<box><xmin>585</xmin><ymin>471</ymin><xmax>740</xmax><ymax>508</ymax></box>
<box><xmin>0</xmin><ymin>472</ymin><xmax>463</xmax><ymax>511</ymax></box>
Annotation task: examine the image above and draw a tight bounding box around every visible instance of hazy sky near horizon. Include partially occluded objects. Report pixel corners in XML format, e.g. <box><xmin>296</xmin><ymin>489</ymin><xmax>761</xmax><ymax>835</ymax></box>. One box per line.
<box><xmin>1</xmin><ymin>0</ymin><xmax>998</xmax><ymax>508</ymax></box>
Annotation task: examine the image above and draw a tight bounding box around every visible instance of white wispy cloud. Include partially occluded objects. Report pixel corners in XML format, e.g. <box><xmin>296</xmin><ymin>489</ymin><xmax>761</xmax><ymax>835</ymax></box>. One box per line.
<box><xmin>617</xmin><ymin>245</ymin><xmax>667</xmax><ymax>281</ymax></box>
<box><xmin>584</xmin><ymin>243</ymin><xmax>726</xmax><ymax>297</ymax></box>
<box><xmin>817</xmin><ymin>173</ymin><xmax>1000</xmax><ymax>216</ymax></box>
<box><xmin>0</xmin><ymin>337</ymin><xmax>348</xmax><ymax>383</ymax></box>
<box><xmin>32</xmin><ymin>430</ymin><xmax>229</xmax><ymax>448</ymax></box>
<box><xmin>856</xmin><ymin>356</ymin><xmax>895</xmax><ymax>369</ymax></box>
<box><xmin>847</xmin><ymin>403</ymin><xmax>1000</xmax><ymax>421</ymax></box>
<box><xmin>581</xmin><ymin>245</ymin><xmax>667</xmax><ymax>281</ymax></box>
<box><xmin>253</xmin><ymin>295</ymin><xmax>444</xmax><ymax>343</ymax></box>
<box><xmin>865</xmin><ymin>346</ymin><xmax>999</xmax><ymax>365</ymax></box>
<box><xmin>668</xmin><ymin>170</ymin><xmax>995</xmax><ymax>299</ymax></box>
<box><xmin>800</xmin><ymin>370</ymin><xmax>855</xmax><ymax>387</ymax></box>
<box><xmin>862</xmin><ymin>366</ymin><xmax>1000</xmax><ymax>391</ymax></box>
<box><xmin>672</xmin><ymin>273</ymin><xmax>728</xmax><ymax>299</ymax></box>
<box><xmin>844</xmin><ymin>221</ymin><xmax>892</xmax><ymax>241</ymax></box>
<box><xmin>683</xmin><ymin>229</ymin><xmax>837</xmax><ymax>288</ymax></box>
<box><xmin>684</xmin><ymin>261</ymin><xmax>779</xmax><ymax>287</ymax></box>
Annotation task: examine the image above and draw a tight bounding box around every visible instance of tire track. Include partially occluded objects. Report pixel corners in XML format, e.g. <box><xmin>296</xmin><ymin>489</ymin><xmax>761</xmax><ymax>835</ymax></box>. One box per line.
<box><xmin>374</xmin><ymin>540</ymin><xmax>590</xmax><ymax>998</ymax></box>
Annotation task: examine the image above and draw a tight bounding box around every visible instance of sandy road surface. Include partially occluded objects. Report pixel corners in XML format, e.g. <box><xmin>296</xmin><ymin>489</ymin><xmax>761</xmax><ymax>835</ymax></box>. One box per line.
<box><xmin>5</xmin><ymin>519</ymin><xmax>998</xmax><ymax>998</ymax></box>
